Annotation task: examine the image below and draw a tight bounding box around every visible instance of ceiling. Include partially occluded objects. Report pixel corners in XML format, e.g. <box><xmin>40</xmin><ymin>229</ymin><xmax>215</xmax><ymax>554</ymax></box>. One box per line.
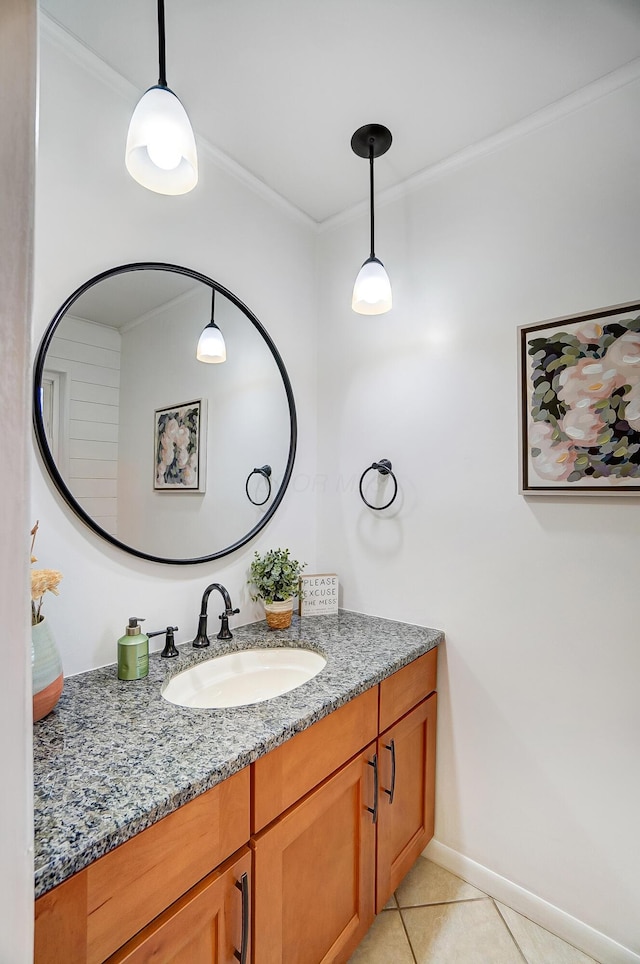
<box><xmin>68</xmin><ymin>270</ymin><xmax>199</xmax><ymax>329</ymax></box>
<box><xmin>40</xmin><ymin>0</ymin><xmax>640</xmax><ymax>223</ymax></box>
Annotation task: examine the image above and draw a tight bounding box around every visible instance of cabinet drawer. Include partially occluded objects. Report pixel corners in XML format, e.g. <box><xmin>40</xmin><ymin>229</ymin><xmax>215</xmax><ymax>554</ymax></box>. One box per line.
<box><xmin>35</xmin><ymin>767</ymin><xmax>250</xmax><ymax>964</ymax></box>
<box><xmin>87</xmin><ymin>767</ymin><xmax>250</xmax><ymax>963</ymax></box>
<box><xmin>379</xmin><ymin>648</ymin><xmax>437</xmax><ymax>732</ymax></box>
<box><xmin>105</xmin><ymin>846</ymin><xmax>252</xmax><ymax>964</ymax></box>
<box><xmin>252</xmin><ymin>686</ymin><xmax>378</xmax><ymax>833</ymax></box>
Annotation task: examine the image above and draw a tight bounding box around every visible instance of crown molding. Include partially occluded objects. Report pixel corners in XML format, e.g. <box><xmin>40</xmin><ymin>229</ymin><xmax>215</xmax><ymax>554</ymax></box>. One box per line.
<box><xmin>38</xmin><ymin>12</ymin><xmax>316</xmax><ymax>231</ymax></box>
<box><xmin>39</xmin><ymin>13</ymin><xmax>640</xmax><ymax>235</ymax></box>
<box><xmin>39</xmin><ymin>12</ymin><xmax>133</xmax><ymax>99</ymax></box>
<box><xmin>320</xmin><ymin>54</ymin><xmax>640</xmax><ymax>233</ymax></box>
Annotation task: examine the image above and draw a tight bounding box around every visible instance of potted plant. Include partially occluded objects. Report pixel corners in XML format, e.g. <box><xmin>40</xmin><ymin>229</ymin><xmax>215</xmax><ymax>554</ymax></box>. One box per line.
<box><xmin>248</xmin><ymin>548</ymin><xmax>305</xmax><ymax>630</ymax></box>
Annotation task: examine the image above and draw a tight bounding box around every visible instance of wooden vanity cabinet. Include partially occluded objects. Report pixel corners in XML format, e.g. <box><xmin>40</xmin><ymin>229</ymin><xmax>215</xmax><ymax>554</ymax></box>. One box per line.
<box><xmin>35</xmin><ymin>646</ymin><xmax>438</xmax><ymax>964</ymax></box>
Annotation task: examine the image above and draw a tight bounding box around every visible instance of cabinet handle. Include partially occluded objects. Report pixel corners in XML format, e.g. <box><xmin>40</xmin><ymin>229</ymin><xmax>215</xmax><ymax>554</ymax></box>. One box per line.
<box><xmin>383</xmin><ymin>739</ymin><xmax>396</xmax><ymax>804</ymax></box>
<box><xmin>366</xmin><ymin>754</ymin><xmax>378</xmax><ymax>824</ymax></box>
<box><xmin>234</xmin><ymin>872</ymin><xmax>249</xmax><ymax>964</ymax></box>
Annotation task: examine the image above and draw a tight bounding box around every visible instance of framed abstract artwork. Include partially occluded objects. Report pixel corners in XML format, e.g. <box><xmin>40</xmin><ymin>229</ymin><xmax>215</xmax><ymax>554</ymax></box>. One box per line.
<box><xmin>519</xmin><ymin>301</ymin><xmax>640</xmax><ymax>495</ymax></box>
<box><xmin>153</xmin><ymin>399</ymin><xmax>207</xmax><ymax>491</ymax></box>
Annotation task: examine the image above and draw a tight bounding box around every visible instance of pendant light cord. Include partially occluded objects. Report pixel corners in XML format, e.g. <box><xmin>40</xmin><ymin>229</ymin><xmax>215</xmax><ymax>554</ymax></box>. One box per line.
<box><xmin>369</xmin><ymin>142</ymin><xmax>375</xmax><ymax>260</ymax></box>
<box><xmin>157</xmin><ymin>0</ymin><xmax>167</xmax><ymax>87</ymax></box>
<box><xmin>210</xmin><ymin>288</ymin><xmax>216</xmax><ymax>322</ymax></box>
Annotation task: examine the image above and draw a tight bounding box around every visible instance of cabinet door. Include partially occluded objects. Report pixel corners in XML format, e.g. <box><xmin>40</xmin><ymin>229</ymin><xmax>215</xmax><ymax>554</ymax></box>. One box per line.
<box><xmin>376</xmin><ymin>693</ymin><xmax>437</xmax><ymax>913</ymax></box>
<box><xmin>252</xmin><ymin>746</ymin><xmax>377</xmax><ymax>964</ymax></box>
<box><xmin>106</xmin><ymin>847</ymin><xmax>251</xmax><ymax>964</ymax></box>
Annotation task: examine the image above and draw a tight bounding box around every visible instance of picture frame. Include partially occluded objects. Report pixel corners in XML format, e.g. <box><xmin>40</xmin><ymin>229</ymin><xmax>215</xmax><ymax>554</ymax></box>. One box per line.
<box><xmin>298</xmin><ymin>573</ymin><xmax>339</xmax><ymax>616</ymax></box>
<box><xmin>153</xmin><ymin>399</ymin><xmax>207</xmax><ymax>492</ymax></box>
<box><xmin>519</xmin><ymin>300</ymin><xmax>640</xmax><ymax>495</ymax></box>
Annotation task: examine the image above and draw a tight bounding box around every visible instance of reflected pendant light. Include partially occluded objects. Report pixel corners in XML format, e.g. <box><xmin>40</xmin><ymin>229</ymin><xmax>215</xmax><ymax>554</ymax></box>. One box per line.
<box><xmin>125</xmin><ymin>0</ymin><xmax>198</xmax><ymax>195</ymax></box>
<box><xmin>351</xmin><ymin>124</ymin><xmax>392</xmax><ymax>314</ymax></box>
<box><xmin>197</xmin><ymin>289</ymin><xmax>226</xmax><ymax>363</ymax></box>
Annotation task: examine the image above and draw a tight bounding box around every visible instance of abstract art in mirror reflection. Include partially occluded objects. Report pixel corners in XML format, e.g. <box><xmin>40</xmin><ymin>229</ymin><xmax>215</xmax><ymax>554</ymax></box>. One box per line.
<box><xmin>154</xmin><ymin>398</ymin><xmax>206</xmax><ymax>491</ymax></box>
<box><xmin>519</xmin><ymin>300</ymin><xmax>640</xmax><ymax>494</ymax></box>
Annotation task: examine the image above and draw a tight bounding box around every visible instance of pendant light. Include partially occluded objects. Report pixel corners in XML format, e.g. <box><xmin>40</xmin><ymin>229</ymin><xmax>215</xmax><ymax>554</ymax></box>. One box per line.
<box><xmin>197</xmin><ymin>289</ymin><xmax>226</xmax><ymax>363</ymax></box>
<box><xmin>125</xmin><ymin>0</ymin><xmax>198</xmax><ymax>195</ymax></box>
<box><xmin>351</xmin><ymin>124</ymin><xmax>392</xmax><ymax>314</ymax></box>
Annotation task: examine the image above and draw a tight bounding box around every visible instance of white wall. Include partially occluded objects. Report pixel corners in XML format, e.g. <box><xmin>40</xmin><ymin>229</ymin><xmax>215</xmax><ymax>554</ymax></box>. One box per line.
<box><xmin>32</xmin><ymin>25</ymin><xmax>318</xmax><ymax>677</ymax></box>
<box><xmin>0</xmin><ymin>2</ymin><xmax>36</xmax><ymax>960</ymax></box>
<box><xmin>317</xmin><ymin>78</ymin><xmax>640</xmax><ymax>958</ymax></box>
<box><xmin>118</xmin><ymin>285</ymin><xmax>290</xmax><ymax>557</ymax></box>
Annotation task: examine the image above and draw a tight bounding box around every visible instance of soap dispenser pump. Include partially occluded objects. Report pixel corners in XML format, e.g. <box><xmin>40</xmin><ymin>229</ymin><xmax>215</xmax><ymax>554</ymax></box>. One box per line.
<box><xmin>118</xmin><ymin>617</ymin><xmax>149</xmax><ymax>681</ymax></box>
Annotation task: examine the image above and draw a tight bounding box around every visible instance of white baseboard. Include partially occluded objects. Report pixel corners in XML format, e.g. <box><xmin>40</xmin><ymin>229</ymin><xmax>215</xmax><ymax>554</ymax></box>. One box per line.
<box><xmin>424</xmin><ymin>840</ymin><xmax>640</xmax><ymax>964</ymax></box>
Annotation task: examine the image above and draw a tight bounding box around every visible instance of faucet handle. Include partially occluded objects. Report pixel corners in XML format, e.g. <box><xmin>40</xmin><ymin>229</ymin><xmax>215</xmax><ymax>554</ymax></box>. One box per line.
<box><xmin>217</xmin><ymin>607</ymin><xmax>239</xmax><ymax>641</ymax></box>
<box><xmin>148</xmin><ymin>626</ymin><xmax>180</xmax><ymax>658</ymax></box>
<box><xmin>160</xmin><ymin>626</ymin><xmax>179</xmax><ymax>659</ymax></box>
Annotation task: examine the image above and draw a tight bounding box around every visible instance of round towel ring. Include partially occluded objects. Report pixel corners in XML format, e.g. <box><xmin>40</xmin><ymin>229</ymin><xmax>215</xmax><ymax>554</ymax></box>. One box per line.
<box><xmin>246</xmin><ymin>465</ymin><xmax>272</xmax><ymax>506</ymax></box>
<box><xmin>359</xmin><ymin>459</ymin><xmax>398</xmax><ymax>511</ymax></box>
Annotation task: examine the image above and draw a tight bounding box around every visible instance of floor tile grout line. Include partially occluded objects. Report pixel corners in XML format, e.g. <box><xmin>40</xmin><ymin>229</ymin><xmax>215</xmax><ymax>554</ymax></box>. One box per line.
<box><xmin>492</xmin><ymin>898</ymin><xmax>530</xmax><ymax>964</ymax></box>
<box><xmin>397</xmin><ymin>893</ymin><xmax>524</xmax><ymax>963</ymax></box>
<box><xmin>382</xmin><ymin>860</ymin><xmax>603</xmax><ymax>964</ymax></box>
<box><xmin>492</xmin><ymin>899</ymin><xmax>603</xmax><ymax>964</ymax></box>
<box><xmin>395</xmin><ymin>904</ymin><xmax>419</xmax><ymax>964</ymax></box>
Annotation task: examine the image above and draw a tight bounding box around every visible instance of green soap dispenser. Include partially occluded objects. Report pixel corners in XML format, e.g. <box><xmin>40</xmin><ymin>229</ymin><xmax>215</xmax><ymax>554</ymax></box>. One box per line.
<box><xmin>118</xmin><ymin>617</ymin><xmax>149</xmax><ymax>680</ymax></box>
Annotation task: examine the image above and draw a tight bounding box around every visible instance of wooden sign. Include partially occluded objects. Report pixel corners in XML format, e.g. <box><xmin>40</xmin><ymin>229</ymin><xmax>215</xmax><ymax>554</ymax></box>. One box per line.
<box><xmin>299</xmin><ymin>573</ymin><xmax>339</xmax><ymax>616</ymax></box>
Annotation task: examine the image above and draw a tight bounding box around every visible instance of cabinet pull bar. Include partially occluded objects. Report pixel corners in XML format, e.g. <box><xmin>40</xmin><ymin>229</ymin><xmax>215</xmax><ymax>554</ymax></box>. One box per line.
<box><xmin>366</xmin><ymin>754</ymin><xmax>378</xmax><ymax>823</ymax></box>
<box><xmin>383</xmin><ymin>739</ymin><xmax>396</xmax><ymax>803</ymax></box>
<box><xmin>234</xmin><ymin>872</ymin><xmax>249</xmax><ymax>963</ymax></box>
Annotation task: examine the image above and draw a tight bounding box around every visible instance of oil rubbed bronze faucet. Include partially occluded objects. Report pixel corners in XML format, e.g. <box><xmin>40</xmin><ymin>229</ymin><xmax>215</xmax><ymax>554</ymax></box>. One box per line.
<box><xmin>192</xmin><ymin>583</ymin><xmax>240</xmax><ymax>648</ymax></box>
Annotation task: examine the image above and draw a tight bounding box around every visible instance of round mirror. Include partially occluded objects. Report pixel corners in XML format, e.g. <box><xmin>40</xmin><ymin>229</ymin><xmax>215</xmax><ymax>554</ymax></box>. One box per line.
<box><xmin>33</xmin><ymin>263</ymin><xmax>297</xmax><ymax>564</ymax></box>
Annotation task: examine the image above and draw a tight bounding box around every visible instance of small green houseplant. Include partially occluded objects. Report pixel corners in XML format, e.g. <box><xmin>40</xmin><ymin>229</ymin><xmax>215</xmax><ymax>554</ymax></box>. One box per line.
<box><xmin>248</xmin><ymin>548</ymin><xmax>305</xmax><ymax>629</ymax></box>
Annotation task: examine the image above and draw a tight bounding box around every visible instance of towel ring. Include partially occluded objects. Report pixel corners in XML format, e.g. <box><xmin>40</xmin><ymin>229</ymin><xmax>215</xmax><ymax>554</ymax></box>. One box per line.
<box><xmin>359</xmin><ymin>459</ymin><xmax>398</xmax><ymax>510</ymax></box>
<box><xmin>245</xmin><ymin>465</ymin><xmax>272</xmax><ymax>506</ymax></box>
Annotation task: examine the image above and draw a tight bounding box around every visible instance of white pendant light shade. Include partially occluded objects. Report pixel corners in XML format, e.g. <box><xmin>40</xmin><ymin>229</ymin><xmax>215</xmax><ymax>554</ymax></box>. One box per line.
<box><xmin>352</xmin><ymin>256</ymin><xmax>392</xmax><ymax>315</ymax></box>
<box><xmin>197</xmin><ymin>289</ymin><xmax>226</xmax><ymax>363</ymax></box>
<box><xmin>126</xmin><ymin>85</ymin><xmax>198</xmax><ymax>195</ymax></box>
<box><xmin>197</xmin><ymin>322</ymin><xmax>226</xmax><ymax>363</ymax></box>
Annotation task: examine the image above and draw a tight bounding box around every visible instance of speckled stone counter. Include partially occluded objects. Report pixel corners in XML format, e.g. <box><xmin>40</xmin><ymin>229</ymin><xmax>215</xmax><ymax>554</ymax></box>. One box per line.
<box><xmin>33</xmin><ymin>610</ymin><xmax>443</xmax><ymax>898</ymax></box>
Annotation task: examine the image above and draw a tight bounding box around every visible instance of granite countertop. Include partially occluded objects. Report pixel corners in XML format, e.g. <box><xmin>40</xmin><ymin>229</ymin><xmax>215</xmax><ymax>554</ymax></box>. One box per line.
<box><xmin>33</xmin><ymin>610</ymin><xmax>443</xmax><ymax>898</ymax></box>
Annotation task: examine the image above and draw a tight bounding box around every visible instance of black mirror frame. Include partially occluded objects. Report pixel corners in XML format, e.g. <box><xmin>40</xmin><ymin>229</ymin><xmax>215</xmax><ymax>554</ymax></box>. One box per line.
<box><xmin>33</xmin><ymin>262</ymin><xmax>298</xmax><ymax>565</ymax></box>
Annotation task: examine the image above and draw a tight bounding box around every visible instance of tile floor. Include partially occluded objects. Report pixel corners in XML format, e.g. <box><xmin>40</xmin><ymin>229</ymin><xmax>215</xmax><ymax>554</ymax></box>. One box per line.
<box><xmin>348</xmin><ymin>858</ymin><xmax>600</xmax><ymax>964</ymax></box>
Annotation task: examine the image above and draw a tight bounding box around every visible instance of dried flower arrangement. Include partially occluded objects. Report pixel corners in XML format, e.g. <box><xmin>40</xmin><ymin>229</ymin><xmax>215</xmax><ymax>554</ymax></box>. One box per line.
<box><xmin>30</xmin><ymin>521</ymin><xmax>63</xmax><ymax>626</ymax></box>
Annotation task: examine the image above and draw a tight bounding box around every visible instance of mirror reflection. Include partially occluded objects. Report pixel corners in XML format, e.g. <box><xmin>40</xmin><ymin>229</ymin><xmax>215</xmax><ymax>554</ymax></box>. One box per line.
<box><xmin>34</xmin><ymin>264</ymin><xmax>296</xmax><ymax>563</ymax></box>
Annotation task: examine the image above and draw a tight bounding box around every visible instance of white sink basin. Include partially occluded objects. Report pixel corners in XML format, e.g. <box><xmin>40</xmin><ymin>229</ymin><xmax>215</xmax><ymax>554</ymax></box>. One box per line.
<box><xmin>161</xmin><ymin>646</ymin><xmax>326</xmax><ymax>709</ymax></box>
